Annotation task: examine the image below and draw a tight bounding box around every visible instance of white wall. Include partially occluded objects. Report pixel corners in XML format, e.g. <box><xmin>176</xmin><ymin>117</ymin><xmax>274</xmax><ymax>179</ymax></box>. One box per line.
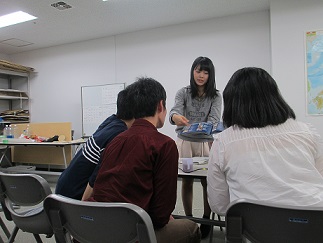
<box><xmin>116</xmin><ymin>11</ymin><xmax>271</xmax><ymax>138</ymax></box>
<box><xmin>0</xmin><ymin>53</ymin><xmax>9</xmax><ymax>59</ymax></box>
<box><xmin>9</xmin><ymin>38</ymin><xmax>116</xmax><ymax>139</ymax></box>
<box><xmin>9</xmin><ymin>10</ymin><xmax>271</xmax><ymax>139</ymax></box>
<box><xmin>270</xmin><ymin>0</ymin><xmax>323</xmax><ymax>136</ymax></box>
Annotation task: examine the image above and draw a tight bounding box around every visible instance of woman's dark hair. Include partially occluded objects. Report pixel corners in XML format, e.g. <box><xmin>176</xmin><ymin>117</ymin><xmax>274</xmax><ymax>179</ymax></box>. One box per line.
<box><xmin>189</xmin><ymin>56</ymin><xmax>218</xmax><ymax>99</ymax></box>
<box><xmin>222</xmin><ymin>67</ymin><xmax>295</xmax><ymax>128</ymax></box>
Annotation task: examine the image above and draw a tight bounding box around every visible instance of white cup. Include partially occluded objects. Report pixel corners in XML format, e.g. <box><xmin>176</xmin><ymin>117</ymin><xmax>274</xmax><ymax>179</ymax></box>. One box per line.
<box><xmin>182</xmin><ymin>158</ymin><xmax>193</xmax><ymax>172</ymax></box>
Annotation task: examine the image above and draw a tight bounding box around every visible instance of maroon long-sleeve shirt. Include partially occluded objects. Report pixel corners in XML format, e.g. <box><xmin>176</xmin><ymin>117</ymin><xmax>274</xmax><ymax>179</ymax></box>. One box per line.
<box><xmin>91</xmin><ymin>119</ymin><xmax>179</xmax><ymax>228</ymax></box>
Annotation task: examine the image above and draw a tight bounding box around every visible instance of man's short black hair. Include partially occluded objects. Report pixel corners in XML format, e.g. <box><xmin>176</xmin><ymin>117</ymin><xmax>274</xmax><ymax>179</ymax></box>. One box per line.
<box><xmin>127</xmin><ymin>77</ymin><xmax>166</xmax><ymax>119</ymax></box>
<box><xmin>116</xmin><ymin>88</ymin><xmax>134</xmax><ymax>120</ymax></box>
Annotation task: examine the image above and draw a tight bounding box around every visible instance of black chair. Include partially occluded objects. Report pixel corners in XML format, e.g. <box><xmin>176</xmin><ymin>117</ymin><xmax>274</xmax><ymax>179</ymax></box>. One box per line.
<box><xmin>226</xmin><ymin>198</ymin><xmax>323</xmax><ymax>243</ymax></box>
<box><xmin>44</xmin><ymin>194</ymin><xmax>157</xmax><ymax>243</ymax></box>
<box><xmin>0</xmin><ymin>172</ymin><xmax>53</xmax><ymax>243</ymax></box>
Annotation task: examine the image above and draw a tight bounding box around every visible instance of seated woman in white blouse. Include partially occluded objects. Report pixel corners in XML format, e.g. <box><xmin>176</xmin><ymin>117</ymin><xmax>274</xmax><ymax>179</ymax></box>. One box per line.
<box><xmin>207</xmin><ymin>67</ymin><xmax>323</xmax><ymax>216</ymax></box>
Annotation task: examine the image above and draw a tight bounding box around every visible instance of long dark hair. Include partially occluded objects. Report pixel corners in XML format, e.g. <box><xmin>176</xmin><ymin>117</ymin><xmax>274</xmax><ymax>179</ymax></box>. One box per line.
<box><xmin>189</xmin><ymin>56</ymin><xmax>218</xmax><ymax>99</ymax></box>
<box><xmin>222</xmin><ymin>67</ymin><xmax>295</xmax><ymax>128</ymax></box>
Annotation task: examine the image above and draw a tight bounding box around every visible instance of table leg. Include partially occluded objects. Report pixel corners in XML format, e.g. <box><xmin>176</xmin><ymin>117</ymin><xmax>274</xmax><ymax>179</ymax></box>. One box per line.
<box><xmin>61</xmin><ymin>146</ymin><xmax>67</xmax><ymax>168</ymax></box>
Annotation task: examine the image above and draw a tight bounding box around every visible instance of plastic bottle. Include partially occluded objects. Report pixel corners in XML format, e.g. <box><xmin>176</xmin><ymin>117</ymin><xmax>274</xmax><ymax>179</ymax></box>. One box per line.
<box><xmin>3</xmin><ymin>125</ymin><xmax>9</xmax><ymax>138</ymax></box>
<box><xmin>12</xmin><ymin>124</ymin><xmax>19</xmax><ymax>138</ymax></box>
<box><xmin>6</xmin><ymin>125</ymin><xmax>14</xmax><ymax>138</ymax></box>
<box><xmin>25</xmin><ymin>124</ymin><xmax>31</xmax><ymax>137</ymax></box>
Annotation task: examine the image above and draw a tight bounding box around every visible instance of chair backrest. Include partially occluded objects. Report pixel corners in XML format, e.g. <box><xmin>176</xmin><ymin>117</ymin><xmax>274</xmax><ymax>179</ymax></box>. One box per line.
<box><xmin>0</xmin><ymin>172</ymin><xmax>53</xmax><ymax>236</ymax></box>
<box><xmin>44</xmin><ymin>194</ymin><xmax>157</xmax><ymax>243</ymax></box>
<box><xmin>225</xmin><ymin>198</ymin><xmax>323</xmax><ymax>243</ymax></box>
<box><xmin>0</xmin><ymin>172</ymin><xmax>52</xmax><ymax>207</ymax></box>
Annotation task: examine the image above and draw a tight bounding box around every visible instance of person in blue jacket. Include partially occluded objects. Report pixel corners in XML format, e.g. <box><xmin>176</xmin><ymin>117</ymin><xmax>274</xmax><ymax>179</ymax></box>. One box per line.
<box><xmin>55</xmin><ymin>87</ymin><xmax>134</xmax><ymax>200</ymax></box>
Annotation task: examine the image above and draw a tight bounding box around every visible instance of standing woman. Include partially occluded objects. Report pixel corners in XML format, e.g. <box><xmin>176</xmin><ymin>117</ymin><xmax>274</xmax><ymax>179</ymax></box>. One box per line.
<box><xmin>169</xmin><ymin>56</ymin><xmax>222</xmax><ymax>238</ymax></box>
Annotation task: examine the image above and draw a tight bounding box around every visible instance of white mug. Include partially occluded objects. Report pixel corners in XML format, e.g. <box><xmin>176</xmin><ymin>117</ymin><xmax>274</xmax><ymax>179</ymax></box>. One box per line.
<box><xmin>182</xmin><ymin>158</ymin><xmax>193</xmax><ymax>172</ymax></box>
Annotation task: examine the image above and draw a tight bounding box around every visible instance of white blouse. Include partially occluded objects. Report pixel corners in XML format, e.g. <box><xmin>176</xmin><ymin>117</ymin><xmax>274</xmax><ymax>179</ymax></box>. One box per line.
<box><xmin>207</xmin><ymin>119</ymin><xmax>323</xmax><ymax>215</ymax></box>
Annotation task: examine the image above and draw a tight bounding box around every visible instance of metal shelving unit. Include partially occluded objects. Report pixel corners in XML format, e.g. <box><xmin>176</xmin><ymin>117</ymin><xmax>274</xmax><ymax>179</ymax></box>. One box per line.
<box><xmin>0</xmin><ymin>68</ymin><xmax>30</xmax><ymax>124</ymax></box>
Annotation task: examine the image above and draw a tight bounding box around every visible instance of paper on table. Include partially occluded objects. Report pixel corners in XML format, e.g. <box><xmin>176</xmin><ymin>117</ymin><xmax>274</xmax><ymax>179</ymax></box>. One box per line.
<box><xmin>192</xmin><ymin>157</ymin><xmax>208</xmax><ymax>164</ymax></box>
<box><xmin>179</xmin><ymin>157</ymin><xmax>208</xmax><ymax>165</ymax></box>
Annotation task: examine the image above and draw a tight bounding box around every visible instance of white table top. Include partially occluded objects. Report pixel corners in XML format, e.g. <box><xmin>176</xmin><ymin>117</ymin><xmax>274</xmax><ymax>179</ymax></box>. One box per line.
<box><xmin>0</xmin><ymin>139</ymin><xmax>85</xmax><ymax>146</ymax></box>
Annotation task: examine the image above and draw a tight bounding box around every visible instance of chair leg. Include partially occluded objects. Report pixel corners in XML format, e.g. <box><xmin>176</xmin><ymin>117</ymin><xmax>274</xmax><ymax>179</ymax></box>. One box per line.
<box><xmin>8</xmin><ymin>226</ymin><xmax>19</xmax><ymax>243</ymax></box>
<box><xmin>218</xmin><ymin>215</ymin><xmax>223</xmax><ymax>232</ymax></box>
<box><xmin>209</xmin><ymin>212</ymin><xmax>215</xmax><ymax>243</ymax></box>
<box><xmin>0</xmin><ymin>217</ymin><xmax>10</xmax><ymax>238</ymax></box>
<box><xmin>208</xmin><ymin>213</ymin><xmax>224</xmax><ymax>243</ymax></box>
<box><xmin>33</xmin><ymin>233</ymin><xmax>43</xmax><ymax>243</ymax></box>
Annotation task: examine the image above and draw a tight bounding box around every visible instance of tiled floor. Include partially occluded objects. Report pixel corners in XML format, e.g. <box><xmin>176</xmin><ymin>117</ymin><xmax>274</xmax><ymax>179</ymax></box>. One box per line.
<box><xmin>0</xmin><ymin>177</ymin><xmax>225</xmax><ymax>242</ymax></box>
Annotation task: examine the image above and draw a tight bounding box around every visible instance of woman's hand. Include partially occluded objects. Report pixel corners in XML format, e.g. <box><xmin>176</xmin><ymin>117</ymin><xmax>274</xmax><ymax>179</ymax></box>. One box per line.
<box><xmin>172</xmin><ymin>114</ymin><xmax>189</xmax><ymax>126</ymax></box>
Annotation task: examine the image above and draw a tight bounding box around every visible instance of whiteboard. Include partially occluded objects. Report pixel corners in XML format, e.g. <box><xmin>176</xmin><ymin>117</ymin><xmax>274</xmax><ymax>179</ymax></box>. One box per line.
<box><xmin>81</xmin><ymin>83</ymin><xmax>125</xmax><ymax>137</ymax></box>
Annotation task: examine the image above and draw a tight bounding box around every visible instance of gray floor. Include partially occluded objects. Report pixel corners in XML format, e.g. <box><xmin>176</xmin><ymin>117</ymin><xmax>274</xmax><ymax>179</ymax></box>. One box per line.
<box><xmin>174</xmin><ymin>179</ymin><xmax>226</xmax><ymax>243</ymax></box>
<box><xmin>0</xmin><ymin>177</ymin><xmax>225</xmax><ymax>243</ymax></box>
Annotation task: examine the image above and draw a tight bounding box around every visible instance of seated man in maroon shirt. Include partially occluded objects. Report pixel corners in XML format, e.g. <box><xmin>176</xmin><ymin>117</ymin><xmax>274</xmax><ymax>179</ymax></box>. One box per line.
<box><xmin>88</xmin><ymin>77</ymin><xmax>201</xmax><ymax>243</ymax></box>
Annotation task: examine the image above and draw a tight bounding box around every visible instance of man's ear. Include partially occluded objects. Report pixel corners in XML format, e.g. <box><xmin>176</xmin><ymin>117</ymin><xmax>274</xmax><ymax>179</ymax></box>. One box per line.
<box><xmin>157</xmin><ymin>100</ymin><xmax>164</xmax><ymax>112</ymax></box>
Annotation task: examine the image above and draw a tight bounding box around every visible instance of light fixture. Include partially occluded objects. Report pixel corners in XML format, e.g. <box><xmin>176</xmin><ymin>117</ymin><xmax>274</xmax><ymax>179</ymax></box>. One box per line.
<box><xmin>0</xmin><ymin>11</ymin><xmax>37</xmax><ymax>29</ymax></box>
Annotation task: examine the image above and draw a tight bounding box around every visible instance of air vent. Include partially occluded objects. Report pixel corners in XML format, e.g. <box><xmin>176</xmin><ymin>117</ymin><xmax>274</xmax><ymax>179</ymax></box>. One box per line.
<box><xmin>51</xmin><ymin>2</ymin><xmax>72</xmax><ymax>10</ymax></box>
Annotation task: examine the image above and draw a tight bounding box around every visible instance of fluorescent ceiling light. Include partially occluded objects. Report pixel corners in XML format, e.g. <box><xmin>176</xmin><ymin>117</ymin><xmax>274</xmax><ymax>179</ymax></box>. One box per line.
<box><xmin>0</xmin><ymin>11</ymin><xmax>37</xmax><ymax>29</ymax></box>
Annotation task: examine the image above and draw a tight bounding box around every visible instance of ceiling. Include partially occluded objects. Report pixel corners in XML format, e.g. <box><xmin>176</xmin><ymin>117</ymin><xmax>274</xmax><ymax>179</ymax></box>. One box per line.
<box><xmin>0</xmin><ymin>0</ymin><xmax>270</xmax><ymax>55</ymax></box>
